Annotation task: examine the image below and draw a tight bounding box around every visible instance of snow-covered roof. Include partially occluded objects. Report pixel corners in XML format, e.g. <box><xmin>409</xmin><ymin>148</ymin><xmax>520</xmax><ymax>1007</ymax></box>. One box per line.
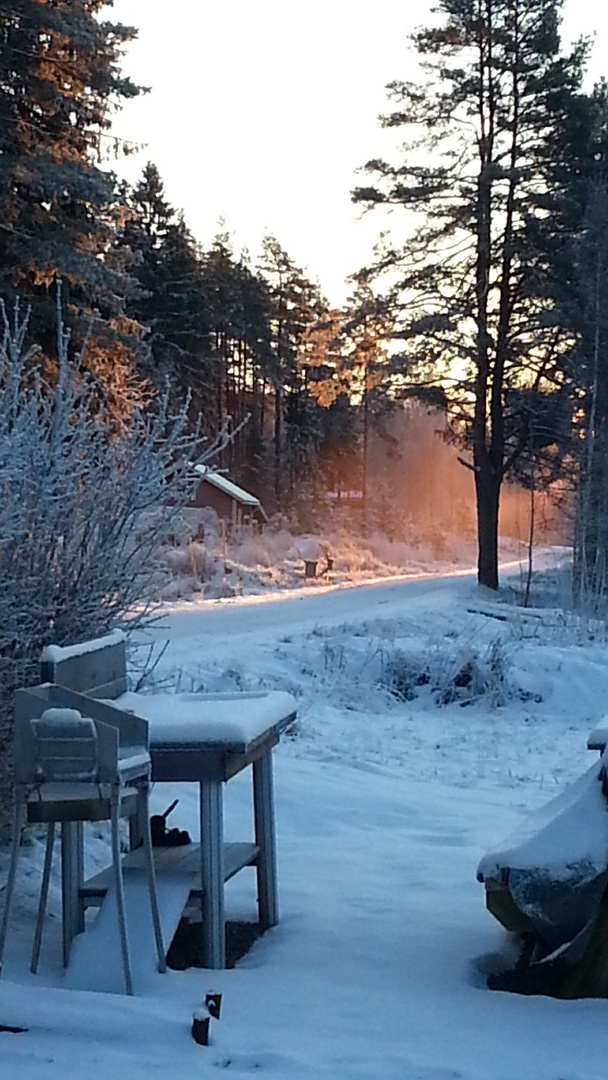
<box><xmin>193</xmin><ymin>465</ymin><xmax>262</xmax><ymax>508</ymax></box>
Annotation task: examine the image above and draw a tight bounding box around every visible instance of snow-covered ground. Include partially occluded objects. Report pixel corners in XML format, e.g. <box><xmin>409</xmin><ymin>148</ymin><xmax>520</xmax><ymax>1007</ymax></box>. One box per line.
<box><xmin>3</xmin><ymin>553</ymin><xmax>608</xmax><ymax>1079</ymax></box>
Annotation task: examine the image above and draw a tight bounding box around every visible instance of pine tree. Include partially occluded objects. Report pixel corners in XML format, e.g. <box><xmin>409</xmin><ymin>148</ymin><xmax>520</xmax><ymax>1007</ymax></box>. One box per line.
<box><xmin>123</xmin><ymin>163</ymin><xmax>176</xmax><ymax>369</ymax></box>
<box><xmin>303</xmin><ymin>292</ymin><xmax>396</xmax><ymax>524</ymax></box>
<box><xmin>147</xmin><ymin>217</ymin><xmax>209</xmax><ymax>400</ymax></box>
<box><xmin>224</xmin><ymin>256</ymin><xmax>274</xmax><ymax>493</ymax></box>
<box><xmin>200</xmin><ymin>232</ymin><xmax>241</xmax><ymax>438</ymax></box>
<box><xmin>354</xmin><ymin>0</ymin><xmax>588</xmax><ymax>588</ymax></box>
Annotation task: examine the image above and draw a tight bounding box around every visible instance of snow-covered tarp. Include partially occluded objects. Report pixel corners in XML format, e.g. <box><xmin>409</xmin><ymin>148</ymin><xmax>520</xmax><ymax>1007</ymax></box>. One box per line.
<box><xmin>477</xmin><ymin>758</ymin><xmax>608</xmax><ymax>950</ymax></box>
<box><xmin>477</xmin><ymin>759</ymin><xmax>608</xmax><ymax>883</ymax></box>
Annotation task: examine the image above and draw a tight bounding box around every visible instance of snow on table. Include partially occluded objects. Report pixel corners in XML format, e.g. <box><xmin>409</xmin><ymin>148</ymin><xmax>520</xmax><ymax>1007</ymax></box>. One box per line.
<box><xmin>8</xmin><ymin>569</ymin><xmax>608</xmax><ymax>1079</ymax></box>
<box><xmin>109</xmin><ymin>690</ymin><xmax>297</xmax><ymax>751</ymax></box>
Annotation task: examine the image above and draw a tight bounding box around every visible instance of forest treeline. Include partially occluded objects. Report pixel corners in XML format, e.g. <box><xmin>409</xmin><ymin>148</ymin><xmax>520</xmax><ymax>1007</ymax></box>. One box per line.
<box><xmin>0</xmin><ymin>0</ymin><xmax>388</xmax><ymax>530</ymax></box>
<box><xmin>3</xmin><ymin>1</ymin><xmax>608</xmax><ymax>600</ymax></box>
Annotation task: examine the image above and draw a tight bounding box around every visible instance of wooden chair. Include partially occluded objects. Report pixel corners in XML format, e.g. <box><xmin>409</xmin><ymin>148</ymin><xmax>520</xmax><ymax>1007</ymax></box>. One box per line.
<box><xmin>0</xmin><ymin>705</ymin><xmax>166</xmax><ymax>995</ymax></box>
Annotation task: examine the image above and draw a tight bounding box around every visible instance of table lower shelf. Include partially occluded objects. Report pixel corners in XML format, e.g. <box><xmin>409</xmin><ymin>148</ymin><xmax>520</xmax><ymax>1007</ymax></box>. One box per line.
<box><xmin>80</xmin><ymin>841</ymin><xmax>260</xmax><ymax>907</ymax></box>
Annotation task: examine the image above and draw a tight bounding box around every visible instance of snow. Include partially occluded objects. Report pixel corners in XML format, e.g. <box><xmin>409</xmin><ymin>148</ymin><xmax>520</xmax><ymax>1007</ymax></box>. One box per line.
<box><xmin>41</xmin><ymin>630</ymin><xmax>126</xmax><ymax>664</ymax></box>
<box><xmin>291</xmin><ymin>536</ymin><xmax>327</xmax><ymax>563</ymax></box>
<box><xmin>587</xmin><ymin>718</ymin><xmax>608</xmax><ymax>750</ymax></box>
<box><xmin>39</xmin><ymin>708</ymin><xmax>84</xmax><ymax>725</ymax></box>
<box><xmin>4</xmin><ymin>555</ymin><xmax>608</xmax><ymax>1079</ymax></box>
<box><xmin>159</xmin><ymin>520</ymin><xmax>529</xmax><ymax>602</ymax></box>
<box><xmin>110</xmin><ymin>690</ymin><xmax>297</xmax><ymax>748</ymax></box>
<box><xmin>477</xmin><ymin>759</ymin><xmax>608</xmax><ymax>882</ymax></box>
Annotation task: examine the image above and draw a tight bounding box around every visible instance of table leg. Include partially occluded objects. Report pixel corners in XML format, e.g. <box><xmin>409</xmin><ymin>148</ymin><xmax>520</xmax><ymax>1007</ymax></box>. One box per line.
<box><xmin>75</xmin><ymin>822</ymin><xmax>85</xmax><ymax>934</ymax></box>
<box><xmin>253</xmin><ymin>750</ymin><xmax>278</xmax><ymax>930</ymax></box>
<box><xmin>199</xmin><ymin>779</ymin><xmax>225</xmax><ymax>969</ymax></box>
<box><xmin>61</xmin><ymin>822</ymin><xmax>81</xmax><ymax>967</ymax></box>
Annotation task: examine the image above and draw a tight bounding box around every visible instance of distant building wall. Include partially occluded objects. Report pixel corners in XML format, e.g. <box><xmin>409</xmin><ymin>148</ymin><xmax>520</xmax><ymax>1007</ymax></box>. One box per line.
<box><xmin>187</xmin><ymin>478</ymin><xmax>265</xmax><ymax>529</ymax></box>
<box><xmin>190</xmin><ymin>481</ymin><xmax>234</xmax><ymax>518</ymax></box>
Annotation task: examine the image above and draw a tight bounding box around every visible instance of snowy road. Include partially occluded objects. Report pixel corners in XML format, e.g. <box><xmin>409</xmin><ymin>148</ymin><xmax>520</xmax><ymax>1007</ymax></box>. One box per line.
<box><xmin>158</xmin><ymin>567</ymin><xmax>480</xmax><ymax>640</ymax></box>
<box><xmin>143</xmin><ymin>560</ymin><xmax>542</xmax><ymax>686</ymax></box>
<box><xmin>140</xmin><ymin>567</ymin><xmax>486</xmax><ymax>684</ymax></box>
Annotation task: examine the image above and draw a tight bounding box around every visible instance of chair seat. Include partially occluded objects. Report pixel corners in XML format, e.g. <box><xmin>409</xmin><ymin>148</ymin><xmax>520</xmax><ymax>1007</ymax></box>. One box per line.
<box><xmin>27</xmin><ymin>785</ymin><xmax>138</xmax><ymax>824</ymax></box>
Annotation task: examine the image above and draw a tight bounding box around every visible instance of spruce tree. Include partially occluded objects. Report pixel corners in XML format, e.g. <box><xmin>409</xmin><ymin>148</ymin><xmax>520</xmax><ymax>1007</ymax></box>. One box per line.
<box><xmin>0</xmin><ymin>0</ymin><xmax>142</xmax><ymax>402</ymax></box>
<box><xmin>123</xmin><ymin>164</ymin><xmax>221</xmax><ymax>424</ymax></box>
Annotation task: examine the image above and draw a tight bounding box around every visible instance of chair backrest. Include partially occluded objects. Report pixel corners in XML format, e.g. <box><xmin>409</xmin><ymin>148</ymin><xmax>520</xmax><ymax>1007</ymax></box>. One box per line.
<box><xmin>40</xmin><ymin>633</ymin><xmax>127</xmax><ymax>700</ymax></box>
<box><xmin>30</xmin><ymin>708</ymin><xmax>99</xmax><ymax>785</ymax></box>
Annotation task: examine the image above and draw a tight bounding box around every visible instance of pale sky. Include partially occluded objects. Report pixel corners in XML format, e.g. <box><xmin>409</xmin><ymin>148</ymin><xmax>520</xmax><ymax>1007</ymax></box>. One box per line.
<box><xmin>108</xmin><ymin>1</ymin><xmax>608</xmax><ymax>306</ymax></box>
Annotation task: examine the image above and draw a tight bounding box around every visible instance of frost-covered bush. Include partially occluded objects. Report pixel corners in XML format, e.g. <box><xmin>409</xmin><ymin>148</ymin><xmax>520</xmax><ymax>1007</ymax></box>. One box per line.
<box><xmin>380</xmin><ymin>637</ymin><xmax>512</xmax><ymax>707</ymax></box>
<box><xmin>382</xmin><ymin>649</ymin><xmax>430</xmax><ymax>702</ymax></box>
<box><xmin>162</xmin><ymin>543</ymin><xmax>217</xmax><ymax>585</ymax></box>
<box><xmin>432</xmin><ymin>639</ymin><xmax>511</xmax><ymax>706</ymax></box>
<box><xmin>0</xmin><ymin>295</ymin><xmax>229</xmax><ymax>834</ymax></box>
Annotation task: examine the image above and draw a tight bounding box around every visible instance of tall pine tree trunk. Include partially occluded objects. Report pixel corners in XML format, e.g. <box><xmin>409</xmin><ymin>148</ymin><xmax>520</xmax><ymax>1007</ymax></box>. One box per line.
<box><xmin>472</xmin><ymin>0</ymin><xmax>518</xmax><ymax>590</ymax></box>
<box><xmin>475</xmin><ymin>464</ymin><xmax>501</xmax><ymax>590</ymax></box>
<box><xmin>472</xmin><ymin>1</ymin><xmax>497</xmax><ymax>589</ymax></box>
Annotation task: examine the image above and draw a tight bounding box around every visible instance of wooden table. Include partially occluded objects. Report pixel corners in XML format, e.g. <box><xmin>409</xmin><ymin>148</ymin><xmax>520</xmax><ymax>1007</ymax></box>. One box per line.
<box><xmin>147</xmin><ymin>692</ymin><xmax>296</xmax><ymax>968</ymax></box>
<box><xmin>102</xmin><ymin>690</ymin><xmax>297</xmax><ymax>970</ymax></box>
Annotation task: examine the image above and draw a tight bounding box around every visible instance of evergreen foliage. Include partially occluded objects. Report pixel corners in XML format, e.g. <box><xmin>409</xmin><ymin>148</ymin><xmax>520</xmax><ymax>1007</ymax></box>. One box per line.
<box><xmin>0</xmin><ymin>0</ymin><xmax>143</xmax><ymax>406</ymax></box>
<box><xmin>258</xmin><ymin>236</ymin><xmax>327</xmax><ymax>507</ymax></box>
<box><xmin>124</xmin><ymin>165</ymin><xmax>212</xmax><ymax>408</ymax></box>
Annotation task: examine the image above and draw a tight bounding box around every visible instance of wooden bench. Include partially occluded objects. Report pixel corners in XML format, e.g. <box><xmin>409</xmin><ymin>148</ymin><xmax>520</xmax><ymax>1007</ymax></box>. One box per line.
<box><xmin>39</xmin><ymin>631</ymin><xmax>297</xmax><ymax>971</ymax></box>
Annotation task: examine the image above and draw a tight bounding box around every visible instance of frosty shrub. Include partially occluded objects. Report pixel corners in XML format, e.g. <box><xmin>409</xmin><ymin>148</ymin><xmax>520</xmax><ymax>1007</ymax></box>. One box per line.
<box><xmin>430</xmin><ymin>638</ymin><xmax>511</xmax><ymax>707</ymax></box>
<box><xmin>382</xmin><ymin>649</ymin><xmax>430</xmax><ymax>702</ymax></box>
<box><xmin>230</xmin><ymin>533</ymin><xmax>275</xmax><ymax>569</ymax></box>
<box><xmin>0</xmin><ymin>296</ymin><xmax>230</xmax><ymax>835</ymax></box>
<box><xmin>162</xmin><ymin>543</ymin><xmax>217</xmax><ymax>589</ymax></box>
<box><xmin>380</xmin><ymin>637</ymin><xmax>512</xmax><ymax>708</ymax></box>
